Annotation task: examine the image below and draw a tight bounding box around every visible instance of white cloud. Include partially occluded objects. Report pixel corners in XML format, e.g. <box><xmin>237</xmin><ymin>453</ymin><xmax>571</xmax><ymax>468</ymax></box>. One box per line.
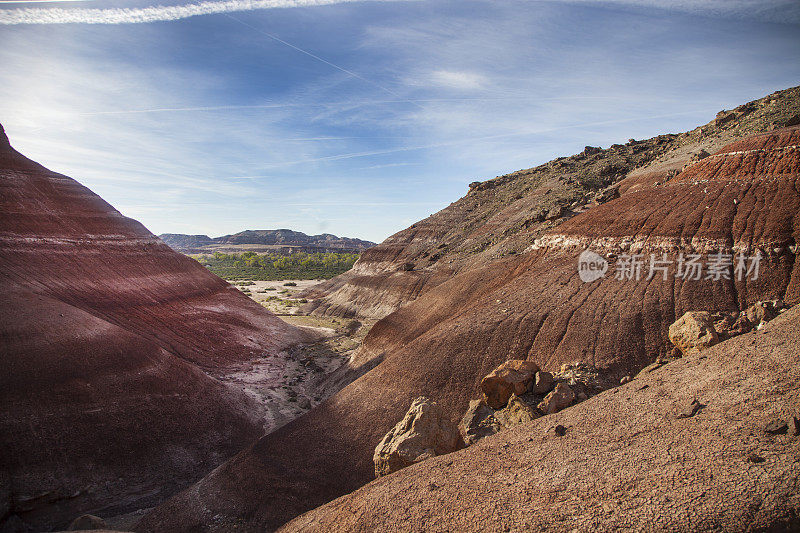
<box><xmin>0</xmin><ymin>0</ymin><xmax>409</xmax><ymax>25</ymax></box>
<box><xmin>551</xmin><ymin>0</ymin><xmax>800</xmax><ymax>24</ymax></box>
<box><xmin>429</xmin><ymin>70</ymin><xmax>488</xmax><ymax>90</ymax></box>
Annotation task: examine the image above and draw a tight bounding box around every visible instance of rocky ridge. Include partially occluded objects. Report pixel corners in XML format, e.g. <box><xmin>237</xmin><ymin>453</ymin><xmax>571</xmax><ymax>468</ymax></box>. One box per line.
<box><xmin>303</xmin><ymin>86</ymin><xmax>800</xmax><ymax>320</ymax></box>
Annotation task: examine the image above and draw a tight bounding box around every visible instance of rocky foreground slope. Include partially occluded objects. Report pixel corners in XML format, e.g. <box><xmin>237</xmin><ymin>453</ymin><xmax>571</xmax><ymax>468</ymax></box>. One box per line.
<box><xmin>284</xmin><ymin>306</ymin><xmax>800</xmax><ymax>532</ymax></box>
<box><xmin>137</xmin><ymin>90</ymin><xmax>800</xmax><ymax>532</ymax></box>
<box><xmin>0</xmin><ymin>125</ymin><xmax>314</xmax><ymax>532</ymax></box>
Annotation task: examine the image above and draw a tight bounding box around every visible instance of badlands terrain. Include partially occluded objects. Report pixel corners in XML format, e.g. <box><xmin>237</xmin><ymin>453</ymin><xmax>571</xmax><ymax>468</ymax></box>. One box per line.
<box><xmin>1</xmin><ymin>85</ymin><xmax>799</xmax><ymax>532</ymax></box>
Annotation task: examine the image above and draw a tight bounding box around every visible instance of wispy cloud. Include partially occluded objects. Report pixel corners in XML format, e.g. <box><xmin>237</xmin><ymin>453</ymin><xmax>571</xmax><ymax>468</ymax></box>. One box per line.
<box><xmin>0</xmin><ymin>0</ymin><xmax>408</xmax><ymax>25</ymax></box>
<box><xmin>429</xmin><ymin>70</ymin><xmax>488</xmax><ymax>90</ymax></box>
<box><xmin>553</xmin><ymin>0</ymin><xmax>800</xmax><ymax>24</ymax></box>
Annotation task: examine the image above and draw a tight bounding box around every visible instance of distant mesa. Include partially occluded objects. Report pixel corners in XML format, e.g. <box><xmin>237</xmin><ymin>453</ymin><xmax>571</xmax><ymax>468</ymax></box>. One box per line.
<box><xmin>159</xmin><ymin>229</ymin><xmax>376</xmax><ymax>254</ymax></box>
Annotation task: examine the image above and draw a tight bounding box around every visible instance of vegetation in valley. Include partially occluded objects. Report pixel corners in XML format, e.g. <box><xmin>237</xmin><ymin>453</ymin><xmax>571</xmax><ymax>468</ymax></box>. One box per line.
<box><xmin>193</xmin><ymin>250</ymin><xmax>359</xmax><ymax>280</ymax></box>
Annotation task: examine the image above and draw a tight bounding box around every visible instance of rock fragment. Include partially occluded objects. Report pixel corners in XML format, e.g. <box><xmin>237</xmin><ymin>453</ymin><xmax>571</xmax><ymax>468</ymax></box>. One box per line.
<box><xmin>481</xmin><ymin>359</ymin><xmax>539</xmax><ymax>409</ymax></box>
<box><xmin>669</xmin><ymin>312</ymin><xmax>719</xmax><ymax>356</ymax></box>
<box><xmin>459</xmin><ymin>400</ymin><xmax>501</xmax><ymax>446</ymax></box>
<box><xmin>374</xmin><ymin>397</ymin><xmax>461</xmax><ymax>477</ymax></box>
<box><xmin>495</xmin><ymin>394</ymin><xmax>539</xmax><ymax>429</ymax></box>
<box><xmin>532</xmin><ymin>371</ymin><xmax>554</xmax><ymax>394</ymax></box>
<box><xmin>537</xmin><ymin>383</ymin><xmax>575</xmax><ymax>415</ymax></box>
<box><xmin>764</xmin><ymin>420</ymin><xmax>788</xmax><ymax>435</ymax></box>
<box><xmin>677</xmin><ymin>399</ymin><xmax>705</xmax><ymax>419</ymax></box>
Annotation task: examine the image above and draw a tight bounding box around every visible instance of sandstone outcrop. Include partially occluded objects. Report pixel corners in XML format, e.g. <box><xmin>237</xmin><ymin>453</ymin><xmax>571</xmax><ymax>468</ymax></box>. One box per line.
<box><xmin>537</xmin><ymin>382</ymin><xmax>576</xmax><ymax>415</ymax></box>
<box><xmin>0</xmin><ymin>124</ymin><xmax>311</xmax><ymax>531</ymax></box>
<box><xmin>458</xmin><ymin>400</ymin><xmax>501</xmax><ymax>445</ymax></box>
<box><xmin>480</xmin><ymin>359</ymin><xmax>539</xmax><ymax>409</ymax></box>
<box><xmin>494</xmin><ymin>394</ymin><xmax>539</xmax><ymax>428</ymax></box>
<box><xmin>373</xmin><ymin>397</ymin><xmax>461</xmax><ymax>477</ymax></box>
<box><xmin>668</xmin><ymin>311</ymin><xmax>719</xmax><ymax>356</ymax></box>
<box><xmin>137</xmin><ymin>92</ymin><xmax>800</xmax><ymax>533</ymax></box>
<box><xmin>282</xmin><ymin>307</ymin><xmax>800</xmax><ymax>532</ymax></box>
<box><xmin>532</xmin><ymin>370</ymin><xmax>554</xmax><ymax>394</ymax></box>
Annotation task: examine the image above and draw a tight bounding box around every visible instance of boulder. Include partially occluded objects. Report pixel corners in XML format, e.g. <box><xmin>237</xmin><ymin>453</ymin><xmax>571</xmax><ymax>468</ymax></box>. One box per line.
<box><xmin>481</xmin><ymin>359</ymin><xmax>540</xmax><ymax>409</ymax></box>
<box><xmin>459</xmin><ymin>400</ymin><xmax>501</xmax><ymax>446</ymax></box>
<box><xmin>545</xmin><ymin>205</ymin><xmax>567</xmax><ymax>220</ymax></box>
<box><xmin>495</xmin><ymin>394</ymin><xmax>539</xmax><ymax>428</ymax></box>
<box><xmin>374</xmin><ymin>397</ymin><xmax>461</xmax><ymax>477</ymax></box>
<box><xmin>67</xmin><ymin>514</ymin><xmax>107</xmax><ymax>530</ymax></box>
<box><xmin>713</xmin><ymin>312</ymin><xmax>752</xmax><ymax>339</ymax></box>
<box><xmin>594</xmin><ymin>185</ymin><xmax>620</xmax><ymax>204</ymax></box>
<box><xmin>745</xmin><ymin>301</ymin><xmax>779</xmax><ymax>329</ymax></box>
<box><xmin>537</xmin><ymin>383</ymin><xmax>575</xmax><ymax>415</ymax></box>
<box><xmin>668</xmin><ymin>311</ymin><xmax>719</xmax><ymax>356</ymax></box>
<box><xmin>532</xmin><ymin>371</ymin><xmax>554</xmax><ymax>394</ymax></box>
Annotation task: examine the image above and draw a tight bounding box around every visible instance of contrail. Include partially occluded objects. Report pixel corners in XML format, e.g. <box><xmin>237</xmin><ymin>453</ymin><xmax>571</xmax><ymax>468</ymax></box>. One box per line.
<box><xmin>0</xmin><ymin>1</ymin><xmax>95</xmax><ymax>4</ymax></box>
<box><xmin>224</xmin><ymin>13</ymin><xmax>425</xmax><ymax>110</ymax></box>
<box><xmin>0</xmin><ymin>0</ymin><xmax>408</xmax><ymax>25</ymax></box>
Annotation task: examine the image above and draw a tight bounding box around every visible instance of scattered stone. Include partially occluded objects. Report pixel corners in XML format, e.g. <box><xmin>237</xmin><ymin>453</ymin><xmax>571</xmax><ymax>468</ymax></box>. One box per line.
<box><xmin>764</xmin><ymin>420</ymin><xmax>788</xmax><ymax>435</ymax></box>
<box><xmin>668</xmin><ymin>311</ymin><xmax>719</xmax><ymax>356</ymax></box>
<box><xmin>784</xmin><ymin>113</ymin><xmax>800</xmax><ymax>127</ymax></box>
<box><xmin>545</xmin><ymin>205</ymin><xmax>567</xmax><ymax>220</ymax></box>
<box><xmin>532</xmin><ymin>371</ymin><xmax>554</xmax><ymax>394</ymax></box>
<box><xmin>594</xmin><ymin>185</ymin><xmax>620</xmax><ymax>204</ymax></box>
<box><xmin>677</xmin><ymin>399</ymin><xmax>705</xmax><ymax>419</ymax></box>
<box><xmin>583</xmin><ymin>146</ymin><xmax>602</xmax><ymax>156</ymax></box>
<box><xmin>714</xmin><ymin>110</ymin><xmax>736</xmax><ymax>127</ymax></box>
<box><xmin>459</xmin><ymin>399</ymin><xmax>502</xmax><ymax>446</ymax></box>
<box><xmin>554</xmin><ymin>361</ymin><xmax>605</xmax><ymax>392</ymax></box>
<box><xmin>495</xmin><ymin>394</ymin><xmax>539</xmax><ymax>429</ymax></box>
<box><xmin>576</xmin><ymin>392</ymin><xmax>588</xmax><ymax>402</ymax></box>
<box><xmin>690</xmin><ymin>149</ymin><xmax>710</xmax><ymax>161</ymax></box>
<box><xmin>619</xmin><ymin>375</ymin><xmax>631</xmax><ymax>385</ymax></box>
<box><xmin>656</xmin><ymin>346</ymin><xmax>682</xmax><ymax>363</ymax></box>
<box><xmin>792</xmin><ymin>417</ymin><xmax>800</xmax><ymax>436</ymax></box>
<box><xmin>637</xmin><ymin>361</ymin><xmax>664</xmax><ymax>375</ymax></box>
<box><xmin>745</xmin><ymin>301</ymin><xmax>779</xmax><ymax>329</ymax></box>
<box><xmin>538</xmin><ymin>383</ymin><xmax>575</xmax><ymax>415</ymax></box>
<box><xmin>554</xmin><ymin>424</ymin><xmax>567</xmax><ymax>436</ymax></box>
<box><xmin>374</xmin><ymin>397</ymin><xmax>461</xmax><ymax>477</ymax></box>
<box><xmin>481</xmin><ymin>359</ymin><xmax>540</xmax><ymax>409</ymax></box>
<box><xmin>67</xmin><ymin>514</ymin><xmax>107</xmax><ymax>530</ymax></box>
<box><xmin>746</xmin><ymin>453</ymin><xmax>765</xmax><ymax>464</ymax></box>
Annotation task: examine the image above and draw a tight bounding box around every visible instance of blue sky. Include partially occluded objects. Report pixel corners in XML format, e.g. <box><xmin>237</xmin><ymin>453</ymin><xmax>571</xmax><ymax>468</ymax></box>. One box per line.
<box><xmin>0</xmin><ymin>0</ymin><xmax>798</xmax><ymax>242</ymax></box>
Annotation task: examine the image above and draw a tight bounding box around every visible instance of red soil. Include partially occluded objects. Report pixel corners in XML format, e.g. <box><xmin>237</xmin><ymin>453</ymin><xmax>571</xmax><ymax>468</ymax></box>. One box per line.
<box><xmin>0</xmin><ymin>125</ymin><xmax>310</xmax><ymax>531</ymax></box>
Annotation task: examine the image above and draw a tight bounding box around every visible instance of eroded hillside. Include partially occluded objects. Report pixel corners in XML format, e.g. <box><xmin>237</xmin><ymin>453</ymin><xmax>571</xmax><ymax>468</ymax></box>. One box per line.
<box><xmin>137</xmin><ymin>89</ymin><xmax>800</xmax><ymax>533</ymax></box>
<box><xmin>0</xmin><ymin>125</ymin><xmax>317</xmax><ymax>531</ymax></box>
<box><xmin>304</xmin><ymin>86</ymin><xmax>800</xmax><ymax>319</ymax></box>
